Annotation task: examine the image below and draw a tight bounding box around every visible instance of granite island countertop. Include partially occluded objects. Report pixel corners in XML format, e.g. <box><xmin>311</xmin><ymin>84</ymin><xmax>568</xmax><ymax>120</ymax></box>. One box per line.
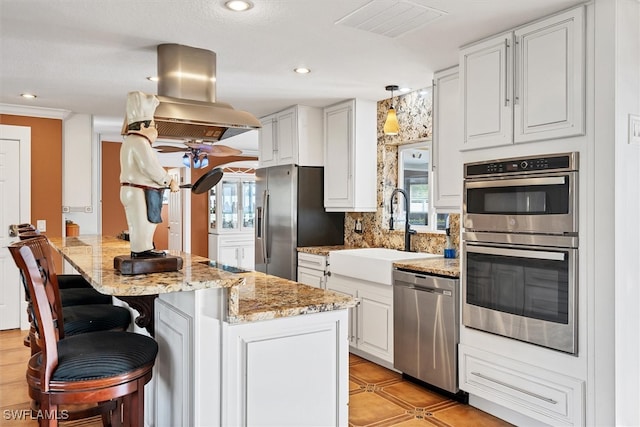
<box><xmin>227</xmin><ymin>270</ymin><xmax>358</xmax><ymax>323</ymax></box>
<box><xmin>48</xmin><ymin>235</ymin><xmax>243</xmax><ymax>295</ymax></box>
<box><xmin>48</xmin><ymin>235</ymin><xmax>358</xmax><ymax>323</ymax></box>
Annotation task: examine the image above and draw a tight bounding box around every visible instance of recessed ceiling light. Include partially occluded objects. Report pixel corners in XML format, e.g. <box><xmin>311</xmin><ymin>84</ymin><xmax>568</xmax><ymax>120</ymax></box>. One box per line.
<box><xmin>21</xmin><ymin>93</ymin><xmax>37</xmax><ymax>99</ymax></box>
<box><xmin>293</xmin><ymin>67</ymin><xmax>311</xmax><ymax>74</ymax></box>
<box><xmin>224</xmin><ymin>0</ymin><xmax>253</xmax><ymax>11</ymax></box>
<box><xmin>147</xmin><ymin>76</ymin><xmax>159</xmax><ymax>82</ymax></box>
<box><xmin>399</xmin><ymin>87</ymin><xmax>411</xmax><ymax>93</ymax></box>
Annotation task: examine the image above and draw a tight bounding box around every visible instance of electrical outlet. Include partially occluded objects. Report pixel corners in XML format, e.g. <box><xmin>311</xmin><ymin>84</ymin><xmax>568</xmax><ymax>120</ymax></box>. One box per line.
<box><xmin>36</xmin><ymin>219</ymin><xmax>46</xmax><ymax>232</ymax></box>
<box><xmin>629</xmin><ymin>114</ymin><xmax>640</xmax><ymax>144</ymax></box>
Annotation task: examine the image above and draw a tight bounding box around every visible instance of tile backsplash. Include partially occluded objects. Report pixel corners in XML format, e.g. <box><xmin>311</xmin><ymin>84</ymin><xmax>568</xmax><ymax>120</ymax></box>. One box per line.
<box><xmin>342</xmin><ymin>86</ymin><xmax>460</xmax><ymax>256</ymax></box>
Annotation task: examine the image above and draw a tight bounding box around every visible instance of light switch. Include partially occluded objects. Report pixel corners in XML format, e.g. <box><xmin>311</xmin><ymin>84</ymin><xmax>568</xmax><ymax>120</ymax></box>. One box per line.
<box><xmin>36</xmin><ymin>219</ymin><xmax>46</xmax><ymax>232</ymax></box>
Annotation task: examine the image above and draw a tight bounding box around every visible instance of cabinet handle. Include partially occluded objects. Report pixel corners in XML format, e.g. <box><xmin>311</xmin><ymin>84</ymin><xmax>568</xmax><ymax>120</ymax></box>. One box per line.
<box><xmin>470</xmin><ymin>371</ymin><xmax>558</xmax><ymax>404</ymax></box>
<box><xmin>504</xmin><ymin>38</ymin><xmax>510</xmax><ymax>107</ymax></box>
<box><xmin>514</xmin><ymin>38</ymin><xmax>520</xmax><ymax>105</ymax></box>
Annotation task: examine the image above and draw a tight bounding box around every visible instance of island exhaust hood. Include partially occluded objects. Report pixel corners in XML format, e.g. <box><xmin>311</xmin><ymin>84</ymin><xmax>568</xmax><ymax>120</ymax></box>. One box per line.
<box><xmin>122</xmin><ymin>43</ymin><xmax>261</xmax><ymax>142</ymax></box>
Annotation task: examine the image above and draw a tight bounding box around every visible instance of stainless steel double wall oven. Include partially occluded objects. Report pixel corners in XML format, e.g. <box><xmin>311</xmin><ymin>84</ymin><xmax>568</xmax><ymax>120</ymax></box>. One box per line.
<box><xmin>462</xmin><ymin>152</ymin><xmax>579</xmax><ymax>354</ymax></box>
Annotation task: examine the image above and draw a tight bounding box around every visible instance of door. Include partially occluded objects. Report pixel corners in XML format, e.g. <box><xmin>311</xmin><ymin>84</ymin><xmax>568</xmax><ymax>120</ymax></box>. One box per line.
<box><xmin>324</xmin><ymin>102</ymin><xmax>352</xmax><ymax>208</ymax></box>
<box><xmin>266</xmin><ymin>165</ymin><xmax>296</xmax><ymax>280</ymax></box>
<box><xmin>275</xmin><ymin>108</ymin><xmax>296</xmax><ymax>165</ymax></box>
<box><xmin>258</xmin><ymin>114</ymin><xmax>276</xmax><ymax>168</ymax></box>
<box><xmin>460</xmin><ymin>33</ymin><xmax>513</xmax><ymax>149</ymax></box>
<box><xmin>0</xmin><ymin>125</ymin><xmax>31</xmax><ymax>330</ymax></box>
<box><xmin>168</xmin><ymin>168</ymin><xmax>182</xmax><ymax>251</ymax></box>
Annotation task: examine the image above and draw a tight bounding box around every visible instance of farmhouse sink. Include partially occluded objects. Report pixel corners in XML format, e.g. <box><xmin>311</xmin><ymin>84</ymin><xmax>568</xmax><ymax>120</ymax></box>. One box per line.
<box><xmin>329</xmin><ymin>248</ymin><xmax>441</xmax><ymax>286</ymax></box>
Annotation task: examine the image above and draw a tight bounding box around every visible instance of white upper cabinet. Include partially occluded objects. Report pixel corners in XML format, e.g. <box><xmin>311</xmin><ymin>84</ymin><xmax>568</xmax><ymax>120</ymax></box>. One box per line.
<box><xmin>258</xmin><ymin>105</ymin><xmax>323</xmax><ymax>168</ymax></box>
<box><xmin>323</xmin><ymin>99</ymin><xmax>377</xmax><ymax>212</ymax></box>
<box><xmin>460</xmin><ymin>6</ymin><xmax>585</xmax><ymax>150</ymax></box>
<box><xmin>432</xmin><ymin>66</ymin><xmax>463</xmax><ymax>210</ymax></box>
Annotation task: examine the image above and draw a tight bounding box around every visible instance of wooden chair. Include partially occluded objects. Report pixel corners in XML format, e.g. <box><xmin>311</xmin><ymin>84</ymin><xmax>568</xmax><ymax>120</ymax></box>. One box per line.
<box><xmin>8</xmin><ymin>244</ymin><xmax>158</xmax><ymax>427</ymax></box>
<box><xmin>10</xmin><ymin>235</ymin><xmax>131</xmax><ymax>357</ymax></box>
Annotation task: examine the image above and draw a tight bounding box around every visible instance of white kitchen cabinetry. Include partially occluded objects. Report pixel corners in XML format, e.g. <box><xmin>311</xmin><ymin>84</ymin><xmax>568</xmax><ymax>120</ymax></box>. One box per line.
<box><xmin>327</xmin><ymin>273</ymin><xmax>393</xmax><ymax>366</ymax></box>
<box><xmin>296</xmin><ymin>252</ymin><xmax>329</xmax><ymax>289</ymax></box>
<box><xmin>459</xmin><ymin>344</ymin><xmax>585</xmax><ymax>426</ymax></box>
<box><xmin>460</xmin><ymin>6</ymin><xmax>585</xmax><ymax>150</ymax></box>
<box><xmin>323</xmin><ymin>99</ymin><xmax>377</xmax><ymax>212</ymax></box>
<box><xmin>258</xmin><ymin>105</ymin><xmax>323</xmax><ymax>168</ymax></box>
<box><xmin>208</xmin><ymin>233</ymin><xmax>254</xmax><ymax>270</ymax></box>
<box><xmin>432</xmin><ymin>66</ymin><xmax>463</xmax><ymax>210</ymax></box>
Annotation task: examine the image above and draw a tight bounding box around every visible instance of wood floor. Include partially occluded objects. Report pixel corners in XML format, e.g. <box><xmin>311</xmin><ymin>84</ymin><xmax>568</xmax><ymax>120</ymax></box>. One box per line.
<box><xmin>1</xmin><ymin>329</ymin><xmax>511</xmax><ymax>426</ymax></box>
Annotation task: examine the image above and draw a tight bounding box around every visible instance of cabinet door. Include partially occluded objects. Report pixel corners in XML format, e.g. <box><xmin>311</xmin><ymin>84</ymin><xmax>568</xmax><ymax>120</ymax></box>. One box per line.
<box><xmin>357</xmin><ymin>287</ymin><xmax>393</xmax><ymax>363</ymax></box>
<box><xmin>276</xmin><ymin>108</ymin><xmax>297</xmax><ymax>165</ymax></box>
<box><xmin>460</xmin><ymin>33</ymin><xmax>513</xmax><ymax>150</ymax></box>
<box><xmin>218</xmin><ymin>246</ymin><xmax>240</xmax><ymax>267</ymax></box>
<box><xmin>258</xmin><ymin>114</ymin><xmax>277</xmax><ymax>168</ymax></box>
<box><xmin>237</xmin><ymin>242</ymin><xmax>255</xmax><ymax>270</ymax></box>
<box><xmin>433</xmin><ymin>66</ymin><xmax>463</xmax><ymax>210</ymax></box>
<box><xmin>297</xmin><ymin>266</ymin><xmax>325</xmax><ymax>289</ymax></box>
<box><xmin>514</xmin><ymin>7</ymin><xmax>585</xmax><ymax>143</ymax></box>
<box><xmin>324</xmin><ymin>102</ymin><xmax>352</xmax><ymax>209</ymax></box>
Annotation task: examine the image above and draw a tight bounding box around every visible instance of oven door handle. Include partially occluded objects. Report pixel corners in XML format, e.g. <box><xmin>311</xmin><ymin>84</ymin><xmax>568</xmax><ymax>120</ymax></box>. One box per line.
<box><xmin>465</xmin><ymin>244</ymin><xmax>565</xmax><ymax>261</ymax></box>
<box><xmin>465</xmin><ymin>176</ymin><xmax>566</xmax><ymax>189</ymax></box>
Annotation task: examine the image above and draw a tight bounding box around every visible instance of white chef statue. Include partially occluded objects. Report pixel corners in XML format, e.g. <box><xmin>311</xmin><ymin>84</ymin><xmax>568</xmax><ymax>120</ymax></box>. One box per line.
<box><xmin>120</xmin><ymin>91</ymin><xmax>179</xmax><ymax>258</ymax></box>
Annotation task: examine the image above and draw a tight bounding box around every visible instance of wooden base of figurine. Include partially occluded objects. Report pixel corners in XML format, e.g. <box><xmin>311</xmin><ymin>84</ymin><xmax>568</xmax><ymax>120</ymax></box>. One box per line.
<box><xmin>114</xmin><ymin>255</ymin><xmax>183</xmax><ymax>275</ymax></box>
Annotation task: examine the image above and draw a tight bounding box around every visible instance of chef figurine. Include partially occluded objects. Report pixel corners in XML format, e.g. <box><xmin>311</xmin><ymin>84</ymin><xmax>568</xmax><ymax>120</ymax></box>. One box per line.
<box><xmin>120</xmin><ymin>91</ymin><xmax>179</xmax><ymax>258</ymax></box>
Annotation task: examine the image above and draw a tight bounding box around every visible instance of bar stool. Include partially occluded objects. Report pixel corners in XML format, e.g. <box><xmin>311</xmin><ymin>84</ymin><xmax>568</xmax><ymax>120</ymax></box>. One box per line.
<box><xmin>11</xmin><ymin>236</ymin><xmax>132</xmax><ymax>355</ymax></box>
<box><xmin>9</xmin><ymin>243</ymin><xmax>157</xmax><ymax>427</ymax></box>
<box><xmin>16</xmin><ymin>228</ymin><xmax>113</xmax><ymax>305</ymax></box>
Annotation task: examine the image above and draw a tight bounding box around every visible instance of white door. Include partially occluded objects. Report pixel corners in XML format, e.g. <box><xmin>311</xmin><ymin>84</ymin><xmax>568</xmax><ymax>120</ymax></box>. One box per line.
<box><xmin>0</xmin><ymin>124</ymin><xmax>31</xmax><ymax>330</ymax></box>
<box><xmin>168</xmin><ymin>168</ymin><xmax>182</xmax><ymax>251</ymax></box>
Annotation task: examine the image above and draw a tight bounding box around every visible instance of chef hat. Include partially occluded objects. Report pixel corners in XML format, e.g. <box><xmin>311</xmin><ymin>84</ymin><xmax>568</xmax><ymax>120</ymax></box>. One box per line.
<box><xmin>126</xmin><ymin>91</ymin><xmax>160</xmax><ymax>125</ymax></box>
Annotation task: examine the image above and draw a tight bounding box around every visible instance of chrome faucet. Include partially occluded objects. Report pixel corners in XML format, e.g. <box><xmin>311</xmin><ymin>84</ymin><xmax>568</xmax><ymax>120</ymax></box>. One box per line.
<box><xmin>389</xmin><ymin>188</ymin><xmax>416</xmax><ymax>252</ymax></box>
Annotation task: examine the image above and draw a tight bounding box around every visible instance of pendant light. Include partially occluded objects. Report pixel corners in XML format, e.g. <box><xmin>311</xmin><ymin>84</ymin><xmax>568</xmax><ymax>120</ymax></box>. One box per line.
<box><xmin>383</xmin><ymin>85</ymin><xmax>400</xmax><ymax>136</ymax></box>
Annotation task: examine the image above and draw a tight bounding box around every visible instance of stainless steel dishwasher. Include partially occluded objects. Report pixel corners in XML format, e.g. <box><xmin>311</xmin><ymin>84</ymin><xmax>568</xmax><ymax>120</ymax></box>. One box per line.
<box><xmin>393</xmin><ymin>268</ymin><xmax>460</xmax><ymax>394</ymax></box>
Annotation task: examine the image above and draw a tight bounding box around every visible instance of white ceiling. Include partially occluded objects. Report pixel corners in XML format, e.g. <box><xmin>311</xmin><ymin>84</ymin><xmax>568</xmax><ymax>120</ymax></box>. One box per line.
<box><xmin>1</xmin><ymin>0</ymin><xmax>584</xmax><ymax>139</ymax></box>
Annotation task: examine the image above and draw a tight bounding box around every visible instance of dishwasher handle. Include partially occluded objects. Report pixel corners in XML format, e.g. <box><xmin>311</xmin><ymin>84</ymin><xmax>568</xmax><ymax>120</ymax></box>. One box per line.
<box><xmin>395</xmin><ymin>281</ymin><xmax>453</xmax><ymax>297</ymax></box>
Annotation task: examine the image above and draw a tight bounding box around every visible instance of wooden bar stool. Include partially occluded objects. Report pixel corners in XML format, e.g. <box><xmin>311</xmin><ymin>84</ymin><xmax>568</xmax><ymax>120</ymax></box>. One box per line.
<box><xmin>9</xmin><ymin>244</ymin><xmax>158</xmax><ymax>427</ymax></box>
<box><xmin>11</xmin><ymin>236</ymin><xmax>131</xmax><ymax>356</ymax></box>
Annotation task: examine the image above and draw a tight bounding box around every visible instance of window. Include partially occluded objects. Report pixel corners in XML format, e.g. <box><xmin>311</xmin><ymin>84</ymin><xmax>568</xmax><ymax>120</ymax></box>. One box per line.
<box><xmin>395</xmin><ymin>141</ymin><xmax>448</xmax><ymax>232</ymax></box>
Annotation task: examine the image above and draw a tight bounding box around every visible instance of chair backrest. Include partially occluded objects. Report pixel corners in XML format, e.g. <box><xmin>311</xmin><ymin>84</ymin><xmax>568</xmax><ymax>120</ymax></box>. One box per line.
<box><xmin>9</xmin><ymin>236</ymin><xmax>66</xmax><ymax>340</ymax></box>
<box><xmin>8</xmin><ymin>244</ymin><xmax>60</xmax><ymax>391</ymax></box>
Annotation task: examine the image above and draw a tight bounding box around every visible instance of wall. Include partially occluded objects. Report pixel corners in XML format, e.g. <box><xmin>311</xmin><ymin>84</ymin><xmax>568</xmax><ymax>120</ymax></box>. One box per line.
<box><xmin>614</xmin><ymin>0</ymin><xmax>640</xmax><ymax>423</ymax></box>
<box><xmin>0</xmin><ymin>114</ymin><xmax>63</xmax><ymax>237</ymax></box>
<box><xmin>343</xmin><ymin>88</ymin><xmax>460</xmax><ymax>253</ymax></box>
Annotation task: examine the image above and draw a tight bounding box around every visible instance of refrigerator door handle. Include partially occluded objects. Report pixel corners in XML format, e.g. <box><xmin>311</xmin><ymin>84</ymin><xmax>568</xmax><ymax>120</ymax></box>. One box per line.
<box><xmin>262</xmin><ymin>190</ymin><xmax>269</xmax><ymax>262</ymax></box>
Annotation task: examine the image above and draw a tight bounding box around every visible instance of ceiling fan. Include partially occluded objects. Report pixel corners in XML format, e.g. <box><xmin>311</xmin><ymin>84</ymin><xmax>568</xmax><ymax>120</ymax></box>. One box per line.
<box><xmin>154</xmin><ymin>141</ymin><xmax>243</xmax><ymax>168</ymax></box>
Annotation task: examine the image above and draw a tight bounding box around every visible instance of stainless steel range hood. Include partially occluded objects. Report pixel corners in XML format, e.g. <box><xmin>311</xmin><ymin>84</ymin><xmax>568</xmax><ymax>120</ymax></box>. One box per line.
<box><xmin>122</xmin><ymin>44</ymin><xmax>261</xmax><ymax>141</ymax></box>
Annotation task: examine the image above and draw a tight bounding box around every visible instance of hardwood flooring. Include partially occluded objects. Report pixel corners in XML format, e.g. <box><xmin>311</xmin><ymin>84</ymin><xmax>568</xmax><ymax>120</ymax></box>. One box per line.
<box><xmin>1</xmin><ymin>329</ymin><xmax>511</xmax><ymax>426</ymax></box>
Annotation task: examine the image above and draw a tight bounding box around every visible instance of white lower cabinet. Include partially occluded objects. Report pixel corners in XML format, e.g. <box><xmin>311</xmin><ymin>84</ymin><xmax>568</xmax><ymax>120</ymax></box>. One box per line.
<box><xmin>154</xmin><ymin>288</ymin><xmax>350</xmax><ymax>427</ymax></box>
<box><xmin>459</xmin><ymin>344</ymin><xmax>585</xmax><ymax>426</ymax></box>
<box><xmin>209</xmin><ymin>233</ymin><xmax>254</xmax><ymax>269</ymax></box>
<box><xmin>327</xmin><ymin>273</ymin><xmax>393</xmax><ymax>365</ymax></box>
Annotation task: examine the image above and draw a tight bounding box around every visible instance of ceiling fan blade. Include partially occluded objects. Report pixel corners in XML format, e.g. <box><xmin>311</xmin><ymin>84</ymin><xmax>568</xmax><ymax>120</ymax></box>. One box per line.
<box><xmin>154</xmin><ymin>146</ymin><xmax>188</xmax><ymax>153</ymax></box>
<box><xmin>204</xmin><ymin>145</ymin><xmax>243</xmax><ymax>157</ymax></box>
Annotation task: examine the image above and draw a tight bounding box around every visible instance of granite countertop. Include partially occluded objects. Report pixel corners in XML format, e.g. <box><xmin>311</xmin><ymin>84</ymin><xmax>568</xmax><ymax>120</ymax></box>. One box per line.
<box><xmin>298</xmin><ymin>245</ymin><xmax>460</xmax><ymax>278</ymax></box>
<box><xmin>227</xmin><ymin>271</ymin><xmax>358</xmax><ymax>323</ymax></box>
<box><xmin>48</xmin><ymin>235</ymin><xmax>245</xmax><ymax>296</ymax></box>
<box><xmin>393</xmin><ymin>258</ymin><xmax>460</xmax><ymax>278</ymax></box>
<box><xmin>48</xmin><ymin>235</ymin><xmax>358</xmax><ymax>322</ymax></box>
<box><xmin>296</xmin><ymin>245</ymin><xmax>361</xmax><ymax>256</ymax></box>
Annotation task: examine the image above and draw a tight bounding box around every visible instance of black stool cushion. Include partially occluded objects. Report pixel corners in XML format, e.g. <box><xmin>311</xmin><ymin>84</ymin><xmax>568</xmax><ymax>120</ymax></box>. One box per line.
<box><xmin>60</xmin><ymin>288</ymin><xmax>112</xmax><ymax>306</ymax></box>
<box><xmin>47</xmin><ymin>331</ymin><xmax>158</xmax><ymax>382</ymax></box>
<box><xmin>57</xmin><ymin>274</ymin><xmax>92</xmax><ymax>289</ymax></box>
<box><xmin>62</xmin><ymin>305</ymin><xmax>131</xmax><ymax>335</ymax></box>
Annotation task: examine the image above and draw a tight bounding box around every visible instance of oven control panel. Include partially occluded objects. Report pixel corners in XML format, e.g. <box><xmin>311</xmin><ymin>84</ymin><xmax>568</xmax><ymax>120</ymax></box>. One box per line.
<box><xmin>465</xmin><ymin>152</ymin><xmax>578</xmax><ymax>178</ymax></box>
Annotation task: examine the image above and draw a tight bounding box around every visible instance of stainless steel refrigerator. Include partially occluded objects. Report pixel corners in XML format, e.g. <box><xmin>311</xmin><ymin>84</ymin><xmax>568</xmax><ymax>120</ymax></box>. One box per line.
<box><xmin>255</xmin><ymin>165</ymin><xmax>344</xmax><ymax>280</ymax></box>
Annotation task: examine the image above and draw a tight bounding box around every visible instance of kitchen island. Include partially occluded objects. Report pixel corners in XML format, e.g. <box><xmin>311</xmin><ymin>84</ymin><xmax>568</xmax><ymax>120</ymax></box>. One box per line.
<box><xmin>49</xmin><ymin>235</ymin><xmax>356</xmax><ymax>427</ymax></box>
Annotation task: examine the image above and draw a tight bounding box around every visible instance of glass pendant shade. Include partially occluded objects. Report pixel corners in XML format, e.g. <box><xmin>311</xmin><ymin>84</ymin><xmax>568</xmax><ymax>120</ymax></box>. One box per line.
<box><xmin>201</xmin><ymin>155</ymin><xmax>209</xmax><ymax>168</ymax></box>
<box><xmin>182</xmin><ymin>153</ymin><xmax>190</xmax><ymax>167</ymax></box>
<box><xmin>384</xmin><ymin>107</ymin><xmax>400</xmax><ymax>135</ymax></box>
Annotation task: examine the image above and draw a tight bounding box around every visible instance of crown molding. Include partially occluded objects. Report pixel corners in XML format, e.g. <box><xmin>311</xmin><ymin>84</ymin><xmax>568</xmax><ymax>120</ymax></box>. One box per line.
<box><xmin>0</xmin><ymin>103</ymin><xmax>70</xmax><ymax>120</ymax></box>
